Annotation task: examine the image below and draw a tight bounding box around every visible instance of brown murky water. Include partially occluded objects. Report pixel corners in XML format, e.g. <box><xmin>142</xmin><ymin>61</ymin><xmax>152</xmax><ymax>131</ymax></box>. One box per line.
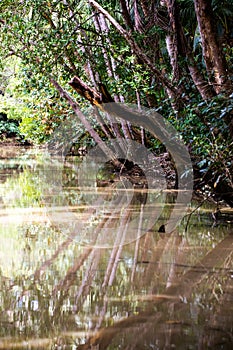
<box><xmin>0</xmin><ymin>146</ymin><xmax>232</xmax><ymax>349</ymax></box>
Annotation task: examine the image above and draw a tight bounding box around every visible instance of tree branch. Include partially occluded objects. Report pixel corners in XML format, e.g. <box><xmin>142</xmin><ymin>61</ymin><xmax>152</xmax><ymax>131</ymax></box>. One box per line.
<box><xmin>88</xmin><ymin>0</ymin><xmax>179</xmax><ymax>97</ymax></box>
<box><xmin>50</xmin><ymin>77</ymin><xmax>122</xmax><ymax>168</ymax></box>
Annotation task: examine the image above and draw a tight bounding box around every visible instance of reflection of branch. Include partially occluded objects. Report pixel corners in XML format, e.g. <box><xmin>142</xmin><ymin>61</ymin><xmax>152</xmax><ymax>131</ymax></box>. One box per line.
<box><xmin>52</xmin><ymin>246</ymin><xmax>92</xmax><ymax>317</ymax></box>
<box><xmin>51</xmin><ymin>195</ymin><xmax>134</xmax><ymax>315</ymax></box>
<box><xmin>80</xmin><ymin>235</ymin><xmax>233</xmax><ymax>349</ymax></box>
<box><xmin>165</xmin><ymin>233</ymin><xmax>183</xmax><ymax>288</ymax></box>
<box><xmin>52</xmin><ymin>251</ymin><xmax>90</xmax><ymax>314</ymax></box>
<box><xmin>51</xmin><ymin>213</ymin><xmax>111</xmax><ymax>316</ymax></box>
<box><xmin>131</xmin><ymin>204</ymin><xmax>145</xmax><ymax>282</ymax></box>
<box><xmin>139</xmin><ymin>232</ymin><xmax>173</xmax><ymax>287</ymax></box>
<box><xmin>33</xmin><ymin>197</ymin><xmax>104</xmax><ymax>280</ymax></box>
<box><xmin>201</xmin><ymin>272</ymin><xmax>233</xmax><ymax>346</ymax></box>
<box><xmin>108</xmin><ymin>212</ymin><xmax>131</xmax><ymax>286</ymax></box>
<box><xmin>166</xmin><ymin>235</ymin><xmax>233</xmax><ymax>296</ymax></box>
<box><xmin>74</xmin><ymin>249</ymin><xmax>101</xmax><ymax>309</ymax></box>
<box><xmin>102</xmin><ymin>208</ymin><xmax>131</xmax><ymax>287</ymax></box>
<box><xmin>184</xmin><ymin>193</ymin><xmax>213</xmax><ymax>232</ymax></box>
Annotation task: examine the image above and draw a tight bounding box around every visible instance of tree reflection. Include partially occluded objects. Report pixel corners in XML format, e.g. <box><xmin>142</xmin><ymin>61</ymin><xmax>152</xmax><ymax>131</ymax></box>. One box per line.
<box><xmin>0</xmin><ymin>150</ymin><xmax>232</xmax><ymax>349</ymax></box>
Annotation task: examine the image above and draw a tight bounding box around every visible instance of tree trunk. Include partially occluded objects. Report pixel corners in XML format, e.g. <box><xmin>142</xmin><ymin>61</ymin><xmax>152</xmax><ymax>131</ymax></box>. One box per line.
<box><xmin>139</xmin><ymin>0</ymin><xmax>150</xmax><ymax>18</ymax></box>
<box><xmin>88</xmin><ymin>0</ymin><xmax>181</xmax><ymax>100</ymax></box>
<box><xmin>92</xmin><ymin>10</ymin><xmax>133</xmax><ymax>140</ymax></box>
<box><xmin>164</xmin><ymin>0</ymin><xmax>179</xmax><ymax>82</ymax></box>
<box><xmin>119</xmin><ymin>0</ymin><xmax>133</xmax><ymax>29</ymax></box>
<box><xmin>164</xmin><ymin>0</ymin><xmax>215</xmax><ymax>101</ymax></box>
<box><xmin>194</xmin><ymin>0</ymin><xmax>232</xmax><ymax>95</ymax></box>
<box><xmin>187</xmin><ymin>57</ymin><xmax>216</xmax><ymax>100</ymax></box>
<box><xmin>150</xmin><ymin>0</ymin><xmax>228</xmax><ymax>102</ymax></box>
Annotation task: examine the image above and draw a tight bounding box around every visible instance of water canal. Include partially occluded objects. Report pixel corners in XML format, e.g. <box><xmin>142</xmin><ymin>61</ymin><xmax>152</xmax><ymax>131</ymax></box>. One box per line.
<box><xmin>0</xmin><ymin>146</ymin><xmax>232</xmax><ymax>349</ymax></box>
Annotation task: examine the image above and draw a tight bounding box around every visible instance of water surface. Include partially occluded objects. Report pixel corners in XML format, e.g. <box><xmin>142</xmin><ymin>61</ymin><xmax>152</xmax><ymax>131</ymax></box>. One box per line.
<box><xmin>0</xmin><ymin>146</ymin><xmax>232</xmax><ymax>349</ymax></box>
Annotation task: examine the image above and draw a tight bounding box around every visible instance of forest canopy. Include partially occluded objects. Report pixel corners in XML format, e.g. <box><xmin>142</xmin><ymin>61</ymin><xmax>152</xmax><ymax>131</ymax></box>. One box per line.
<box><xmin>0</xmin><ymin>0</ymin><xmax>233</xmax><ymax>205</ymax></box>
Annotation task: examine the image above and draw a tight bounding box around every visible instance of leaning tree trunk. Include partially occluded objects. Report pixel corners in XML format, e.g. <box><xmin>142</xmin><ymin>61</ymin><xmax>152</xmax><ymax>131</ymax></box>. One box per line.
<box><xmin>50</xmin><ymin>77</ymin><xmax>123</xmax><ymax>169</ymax></box>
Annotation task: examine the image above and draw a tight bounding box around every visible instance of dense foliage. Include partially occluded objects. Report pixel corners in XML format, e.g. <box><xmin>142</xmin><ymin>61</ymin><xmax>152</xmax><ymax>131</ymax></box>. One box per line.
<box><xmin>0</xmin><ymin>0</ymin><xmax>232</xmax><ymax>204</ymax></box>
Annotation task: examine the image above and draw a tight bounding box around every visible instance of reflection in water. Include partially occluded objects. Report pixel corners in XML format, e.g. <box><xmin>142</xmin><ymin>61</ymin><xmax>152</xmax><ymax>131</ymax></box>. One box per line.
<box><xmin>0</xmin><ymin>146</ymin><xmax>232</xmax><ymax>349</ymax></box>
